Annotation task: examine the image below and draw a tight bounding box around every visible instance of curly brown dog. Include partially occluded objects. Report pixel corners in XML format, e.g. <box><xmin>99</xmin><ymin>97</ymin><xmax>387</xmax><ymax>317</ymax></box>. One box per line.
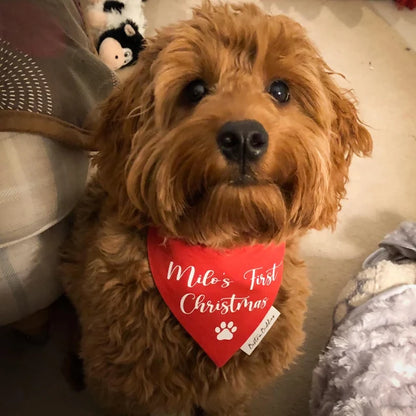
<box><xmin>62</xmin><ymin>2</ymin><xmax>372</xmax><ymax>415</ymax></box>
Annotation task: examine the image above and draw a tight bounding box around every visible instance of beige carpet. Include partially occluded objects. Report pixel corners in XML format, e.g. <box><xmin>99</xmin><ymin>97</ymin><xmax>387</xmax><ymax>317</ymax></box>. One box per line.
<box><xmin>1</xmin><ymin>1</ymin><xmax>415</xmax><ymax>415</ymax></box>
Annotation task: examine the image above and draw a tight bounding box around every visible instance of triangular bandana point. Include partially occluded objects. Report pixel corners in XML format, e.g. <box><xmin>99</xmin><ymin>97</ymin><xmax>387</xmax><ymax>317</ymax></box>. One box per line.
<box><xmin>147</xmin><ymin>227</ymin><xmax>285</xmax><ymax>367</ymax></box>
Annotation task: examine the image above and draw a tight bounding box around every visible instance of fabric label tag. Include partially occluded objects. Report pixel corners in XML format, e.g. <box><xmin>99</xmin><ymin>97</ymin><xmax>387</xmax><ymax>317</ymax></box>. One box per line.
<box><xmin>240</xmin><ymin>306</ymin><xmax>280</xmax><ymax>355</ymax></box>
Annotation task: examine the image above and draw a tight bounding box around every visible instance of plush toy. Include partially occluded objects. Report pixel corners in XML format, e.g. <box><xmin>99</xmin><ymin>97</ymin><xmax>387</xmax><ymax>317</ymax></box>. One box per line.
<box><xmin>97</xmin><ymin>20</ymin><xmax>144</xmax><ymax>70</ymax></box>
<box><xmin>85</xmin><ymin>0</ymin><xmax>146</xmax><ymax>70</ymax></box>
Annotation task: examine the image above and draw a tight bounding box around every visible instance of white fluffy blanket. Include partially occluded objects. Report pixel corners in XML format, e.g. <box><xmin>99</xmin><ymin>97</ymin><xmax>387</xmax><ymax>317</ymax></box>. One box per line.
<box><xmin>310</xmin><ymin>284</ymin><xmax>416</xmax><ymax>416</ymax></box>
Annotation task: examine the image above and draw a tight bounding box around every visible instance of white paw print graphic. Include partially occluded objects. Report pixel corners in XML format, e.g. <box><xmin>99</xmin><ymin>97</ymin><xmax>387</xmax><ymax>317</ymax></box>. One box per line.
<box><xmin>215</xmin><ymin>321</ymin><xmax>237</xmax><ymax>340</ymax></box>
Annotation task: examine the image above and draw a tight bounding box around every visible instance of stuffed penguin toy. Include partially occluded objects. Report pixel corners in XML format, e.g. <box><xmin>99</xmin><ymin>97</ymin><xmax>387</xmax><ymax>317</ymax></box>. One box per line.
<box><xmin>85</xmin><ymin>0</ymin><xmax>146</xmax><ymax>70</ymax></box>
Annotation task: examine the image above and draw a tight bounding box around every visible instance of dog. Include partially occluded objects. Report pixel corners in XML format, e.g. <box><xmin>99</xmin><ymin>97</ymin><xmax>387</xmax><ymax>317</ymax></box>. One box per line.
<box><xmin>62</xmin><ymin>2</ymin><xmax>372</xmax><ymax>415</ymax></box>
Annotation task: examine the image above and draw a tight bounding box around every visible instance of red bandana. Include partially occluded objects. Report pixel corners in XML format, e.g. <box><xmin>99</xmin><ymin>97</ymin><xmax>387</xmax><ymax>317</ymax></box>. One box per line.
<box><xmin>147</xmin><ymin>227</ymin><xmax>285</xmax><ymax>367</ymax></box>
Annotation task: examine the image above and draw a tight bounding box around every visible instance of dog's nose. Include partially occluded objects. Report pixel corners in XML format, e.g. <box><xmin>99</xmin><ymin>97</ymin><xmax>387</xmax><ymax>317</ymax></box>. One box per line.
<box><xmin>217</xmin><ymin>120</ymin><xmax>268</xmax><ymax>164</ymax></box>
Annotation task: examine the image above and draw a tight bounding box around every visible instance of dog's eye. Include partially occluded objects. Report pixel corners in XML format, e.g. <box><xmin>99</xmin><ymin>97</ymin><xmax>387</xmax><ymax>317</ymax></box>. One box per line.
<box><xmin>183</xmin><ymin>80</ymin><xmax>208</xmax><ymax>104</ymax></box>
<box><xmin>267</xmin><ymin>80</ymin><xmax>290</xmax><ymax>103</ymax></box>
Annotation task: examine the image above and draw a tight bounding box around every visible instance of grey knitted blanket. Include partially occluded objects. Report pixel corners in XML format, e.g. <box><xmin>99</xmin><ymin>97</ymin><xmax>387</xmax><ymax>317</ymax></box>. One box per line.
<box><xmin>311</xmin><ymin>284</ymin><xmax>416</xmax><ymax>416</ymax></box>
<box><xmin>363</xmin><ymin>221</ymin><xmax>416</xmax><ymax>268</ymax></box>
<box><xmin>311</xmin><ymin>222</ymin><xmax>416</xmax><ymax>416</ymax></box>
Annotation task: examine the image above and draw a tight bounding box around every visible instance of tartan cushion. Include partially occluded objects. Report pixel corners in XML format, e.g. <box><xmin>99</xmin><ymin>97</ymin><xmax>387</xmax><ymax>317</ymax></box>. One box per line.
<box><xmin>0</xmin><ymin>219</ymin><xmax>68</xmax><ymax>326</ymax></box>
<box><xmin>0</xmin><ymin>132</ymin><xmax>89</xmax><ymax>248</ymax></box>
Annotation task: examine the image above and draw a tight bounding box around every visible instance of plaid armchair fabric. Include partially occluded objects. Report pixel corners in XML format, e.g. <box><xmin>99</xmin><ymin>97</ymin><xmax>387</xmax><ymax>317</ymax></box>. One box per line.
<box><xmin>0</xmin><ymin>0</ymin><xmax>115</xmax><ymax>325</ymax></box>
<box><xmin>0</xmin><ymin>133</ymin><xmax>88</xmax><ymax>325</ymax></box>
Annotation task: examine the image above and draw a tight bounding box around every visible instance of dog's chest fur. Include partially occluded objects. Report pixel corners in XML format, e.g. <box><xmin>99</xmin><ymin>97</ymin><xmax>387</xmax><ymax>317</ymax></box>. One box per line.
<box><xmin>62</xmin><ymin>181</ymin><xmax>309</xmax><ymax>415</ymax></box>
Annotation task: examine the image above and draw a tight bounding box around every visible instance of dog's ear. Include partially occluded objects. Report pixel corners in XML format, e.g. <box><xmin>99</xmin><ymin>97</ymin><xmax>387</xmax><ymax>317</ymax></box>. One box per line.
<box><xmin>325</xmin><ymin>72</ymin><xmax>372</xmax><ymax>162</ymax></box>
<box><xmin>315</xmin><ymin>71</ymin><xmax>372</xmax><ymax>229</ymax></box>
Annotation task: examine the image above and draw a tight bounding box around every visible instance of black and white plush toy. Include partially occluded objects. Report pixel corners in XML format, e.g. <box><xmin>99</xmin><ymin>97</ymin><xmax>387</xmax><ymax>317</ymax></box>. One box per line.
<box><xmin>85</xmin><ymin>0</ymin><xmax>146</xmax><ymax>70</ymax></box>
<box><xmin>97</xmin><ymin>20</ymin><xmax>145</xmax><ymax>70</ymax></box>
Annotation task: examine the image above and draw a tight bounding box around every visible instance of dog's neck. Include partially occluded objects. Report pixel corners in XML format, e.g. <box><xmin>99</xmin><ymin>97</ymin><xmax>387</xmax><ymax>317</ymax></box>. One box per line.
<box><xmin>148</xmin><ymin>227</ymin><xmax>286</xmax><ymax>253</ymax></box>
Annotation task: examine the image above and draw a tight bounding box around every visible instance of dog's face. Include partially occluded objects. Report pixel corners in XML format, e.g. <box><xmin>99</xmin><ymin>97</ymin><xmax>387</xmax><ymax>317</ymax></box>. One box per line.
<box><xmin>95</xmin><ymin>2</ymin><xmax>372</xmax><ymax>248</ymax></box>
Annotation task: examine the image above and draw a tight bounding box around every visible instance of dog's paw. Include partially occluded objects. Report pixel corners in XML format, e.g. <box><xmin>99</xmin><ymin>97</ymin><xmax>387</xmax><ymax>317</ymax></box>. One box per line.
<box><xmin>215</xmin><ymin>321</ymin><xmax>237</xmax><ymax>340</ymax></box>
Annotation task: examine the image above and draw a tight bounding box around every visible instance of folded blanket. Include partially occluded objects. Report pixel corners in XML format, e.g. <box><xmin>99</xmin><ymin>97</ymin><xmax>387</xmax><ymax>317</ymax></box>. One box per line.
<box><xmin>311</xmin><ymin>284</ymin><xmax>416</xmax><ymax>416</ymax></box>
<box><xmin>334</xmin><ymin>221</ymin><xmax>416</xmax><ymax>327</ymax></box>
<box><xmin>333</xmin><ymin>260</ymin><xmax>416</xmax><ymax>327</ymax></box>
<box><xmin>311</xmin><ymin>222</ymin><xmax>416</xmax><ymax>415</ymax></box>
<box><xmin>363</xmin><ymin>221</ymin><xmax>416</xmax><ymax>268</ymax></box>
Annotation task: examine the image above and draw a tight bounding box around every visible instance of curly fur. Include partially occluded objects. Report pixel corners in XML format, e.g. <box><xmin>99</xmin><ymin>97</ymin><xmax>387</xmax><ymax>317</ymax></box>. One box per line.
<box><xmin>62</xmin><ymin>2</ymin><xmax>372</xmax><ymax>415</ymax></box>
